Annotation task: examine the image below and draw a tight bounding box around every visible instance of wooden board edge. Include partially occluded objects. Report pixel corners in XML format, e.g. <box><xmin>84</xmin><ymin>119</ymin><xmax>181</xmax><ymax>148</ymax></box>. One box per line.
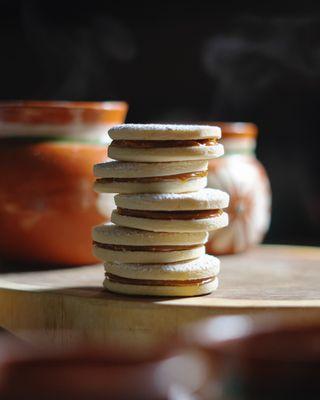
<box><xmin>0</xmin><ymin>286</ymin><xmax>319</xmax><ymax>310</ymax></box>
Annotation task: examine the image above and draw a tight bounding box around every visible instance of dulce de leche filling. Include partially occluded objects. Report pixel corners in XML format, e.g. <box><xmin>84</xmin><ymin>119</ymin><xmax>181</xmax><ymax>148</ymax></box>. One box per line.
<box><xmin>105</xmin><ymin>273</ymin><xmax>215</xmax><ymax>287</ymax></box>
<box><xmin>95</xmin><ymin>170</ymin><xmax>207</xmax><ymax>184</ymax></box>
<box><xmin>93</xmin><ymin>242</ymin><xmax>201</xmax><ymax>252</ymax></box>
<box><xmin>110</xmin><ymin>138</ymin><xmax>218</xmax><ymax>149</ymax></box>
<box><xmin>117</xmin><ymin>208</ymin><xmax>223</xmax><ymax>220</ymax></box>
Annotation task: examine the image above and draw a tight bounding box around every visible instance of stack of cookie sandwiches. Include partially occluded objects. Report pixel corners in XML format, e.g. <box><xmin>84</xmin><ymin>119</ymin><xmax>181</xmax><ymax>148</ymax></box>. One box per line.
<box><xmin>93</xmin><ymin>124</ymin><xmax>229</xmax><ymax>296</ymax></box>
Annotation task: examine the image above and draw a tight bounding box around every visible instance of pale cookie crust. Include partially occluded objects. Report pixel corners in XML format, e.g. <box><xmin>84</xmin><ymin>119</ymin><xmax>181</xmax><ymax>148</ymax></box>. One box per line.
<box><xmin>93</xmin><ymin>245</ymin><xmax>205</xmax><ymax>264</ymax></box>
<box><xmin>104</xmin><ymin>277</ymin><xmax>219</xmax><ymax>297</ymax></box>
<box><xmin>93</xmin><ymin>176</ymin><xmax>207</xmax><ymax>194</ymax></box>
<box><xmin>94</xmin><ymin>160</ymin><xmax>208</xmax><ymax>178</ymax></box>
<box><xmin>108</xmin><ymin>124</ymin><xmax>221</xmax><ymax>141</ymax></box>
<box><xmin>115</xmin><ymin>188</ymin><xmax>229</xmax><ymax>211</ymax></box>
<box><xmin>108</xmin><ymin>143</ymin><xmax>224</xmax><ymax>162</ymax></box>
<box><xmin>111</xmin><ymin>210</ymin><xmax>229</xmax><ymax>232</ymax></box>
<box><xmin>104</xmin><ymin>254</ymin><xmax>220</xmax><ymax>280</ymax></box>
<box><xmin>93</xmin><ymin>224</ymin><xmax>208</xmax><ymax>246</ymax></box>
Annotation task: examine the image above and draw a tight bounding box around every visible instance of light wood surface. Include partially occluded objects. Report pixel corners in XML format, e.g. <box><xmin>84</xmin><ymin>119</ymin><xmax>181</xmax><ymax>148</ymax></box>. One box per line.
<box><xmin>0</xmin><ymin>245</ymin><xmax>319</xmax><ymax>347</ymax></box>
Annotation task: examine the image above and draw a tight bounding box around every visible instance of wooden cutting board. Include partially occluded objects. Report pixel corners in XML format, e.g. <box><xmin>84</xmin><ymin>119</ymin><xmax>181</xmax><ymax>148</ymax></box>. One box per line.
<box><xmin>0</xmin><ymin>245</ymin><xmax>319</xmax><ymax>347</ymax></box>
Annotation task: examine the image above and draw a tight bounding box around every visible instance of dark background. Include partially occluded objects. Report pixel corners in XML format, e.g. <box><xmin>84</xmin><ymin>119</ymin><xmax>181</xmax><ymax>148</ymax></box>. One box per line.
<box><xmin>0</xmin><ymin>1</ymin><xmax>319</xmax><ymax>245</ymax></box>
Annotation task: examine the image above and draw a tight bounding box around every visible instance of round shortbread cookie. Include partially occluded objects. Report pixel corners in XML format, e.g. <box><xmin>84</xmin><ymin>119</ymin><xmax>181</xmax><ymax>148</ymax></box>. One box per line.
<box><xmin>94</xmin><ymin>160</ymin><xmax>208</xmax><ymax>178</ymax></box>
<box><xmin>111</xmin><ymin>210</ymin><xmax>229</xmax><ymax>232</ymax></box>
<box><xmin>93</xmin><ymin>244</ymin><xmax>205</xmax><ymax>264</ymax></box>
<box><xmin>93</xmin><ymin>175</ymin><xmax>207</xmax><ymax>194</ymax></box>
<box><xmin>114</xmin><ymin>188</ymin><xmax>229</xmax><ymax>211</ymax></box>
<box><xmin>104</xmin><ymin>277</ymin><xmax>219</xmax><ymax>297</ymax></box>
<box><xmin>108</xmin><ymin>143</ymin><xmax>224</xmax><ymax>162</ymax></box>
<box><xmin>92</xmin><ymin>224</ymin><xmax>208</xmax><ymax>246</ymax></box>
<box><xmin>108</xmin><ymin>124</ymin><xmax>221</xmax><ymax>141</ymax></box>
<box><xmin>104</xmin><ymin>254</ymin><xmax>220</xmax><ymax>281</ymax></box>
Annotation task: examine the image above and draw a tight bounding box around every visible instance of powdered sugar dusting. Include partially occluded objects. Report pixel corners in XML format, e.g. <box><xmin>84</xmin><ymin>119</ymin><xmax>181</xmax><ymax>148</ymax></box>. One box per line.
<box><xmin>108</xmin><ymin>123</ymin><xmax>221</xmax><ymax>140</ymax></box>
<box><xmin>109</xmin><ymin>123</ymin><xmax>220</xmax><ymax>132</ymax></box>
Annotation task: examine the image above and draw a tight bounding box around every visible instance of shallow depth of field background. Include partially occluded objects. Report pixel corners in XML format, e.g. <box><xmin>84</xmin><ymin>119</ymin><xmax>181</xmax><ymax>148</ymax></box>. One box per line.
<box><xmin>0</xmin><ymin>2</ymin><xmax>319</xmax><ymax>245</ymax></box>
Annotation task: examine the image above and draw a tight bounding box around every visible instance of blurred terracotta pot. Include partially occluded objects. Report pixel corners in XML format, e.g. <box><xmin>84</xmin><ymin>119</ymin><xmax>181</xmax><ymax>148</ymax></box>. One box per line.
<box><xmin>181</xmin><ymin>313</ymin><xmax>320</xmax><ymax>400</ymax></box>
<box><xmin>0</xmin><ymin>333</ymin><xmax>206</xmax><ymax>400</ymax></box>
<box><xmin>206</xmin><ymin>122</ymin><xmax>271</xmax><ymax>254</ymax></box>
<box><xmin>0</xmin><ymin>101</ymin><xmax>127</xmax><ymax>266</ymax></box>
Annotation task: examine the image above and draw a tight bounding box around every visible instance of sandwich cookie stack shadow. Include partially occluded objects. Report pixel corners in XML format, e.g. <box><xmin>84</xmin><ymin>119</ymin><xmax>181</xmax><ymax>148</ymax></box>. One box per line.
<box><xmin>93</xmin><ymin>124</ymin><xmax>229</xmax><ymax>297</ymax></box>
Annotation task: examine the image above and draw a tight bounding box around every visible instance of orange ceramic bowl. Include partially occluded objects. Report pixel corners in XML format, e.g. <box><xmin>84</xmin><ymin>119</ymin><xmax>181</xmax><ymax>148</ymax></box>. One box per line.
<box><xmin>0</xmin><ymin>101</ymin><xmax>128</xmax><ymax>266</ymax></box>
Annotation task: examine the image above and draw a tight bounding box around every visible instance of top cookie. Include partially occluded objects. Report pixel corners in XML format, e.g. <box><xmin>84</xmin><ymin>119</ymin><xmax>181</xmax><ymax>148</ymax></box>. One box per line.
<box><xmin>108</xmin><ymin>124</ymin><xmax>224</xmax><ymax>162</ymax></box>
<box><xmin>108</xmin><ymin>124</ymin><xmax>221</xmax><ymax>141</ymax></box>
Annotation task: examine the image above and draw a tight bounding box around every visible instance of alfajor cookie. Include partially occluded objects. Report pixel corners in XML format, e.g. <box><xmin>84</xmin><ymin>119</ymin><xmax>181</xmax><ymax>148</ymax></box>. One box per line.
<box><xmin>104</xmin><ymin>254</ymin><xmax>220</xmax><ymax>296</ymax></box>
<box><xmin>107</xmin><ymin>124</ymin><xmax>223</xmax><ymax>162</ymax></box>
<box><xmin>111</xmin><ymin>188</ymin><xmax>229</xmax><ymax>232</ymax></box>
<box><xmin>93</xmin><ymin>223</ymin><xmax>207</xmax><ymax>264</ymax></box>
<box><xmin>93</xmin><ymin>160</ymin><xmax>208</xmax><ymax>194</ymax></box>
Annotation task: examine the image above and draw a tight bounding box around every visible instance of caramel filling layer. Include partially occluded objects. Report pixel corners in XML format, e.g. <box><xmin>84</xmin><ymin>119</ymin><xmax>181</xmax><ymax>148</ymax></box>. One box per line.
<box><xmin>110</xmin><ymin>138</ymin><xmax>218</xmax><ymax>148</ymax></box>
<box><xmin>93</xmin><ymin>242</ymin><xmax>200</xmax><ymax>252</ymax></box>
<box><xmin>106</xmin><ymin>273</ymin><xmax>214</xmax><ymax>287</ymax></box>
<box><xmin>95</xmin><ymin>171</ymin><xmax>207</xmax><ymax>184</ymax></box>
<box><xmin>117</xmin><ymin>208</ymin><xmax>223</xmax><ymax>220</ymax></box>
